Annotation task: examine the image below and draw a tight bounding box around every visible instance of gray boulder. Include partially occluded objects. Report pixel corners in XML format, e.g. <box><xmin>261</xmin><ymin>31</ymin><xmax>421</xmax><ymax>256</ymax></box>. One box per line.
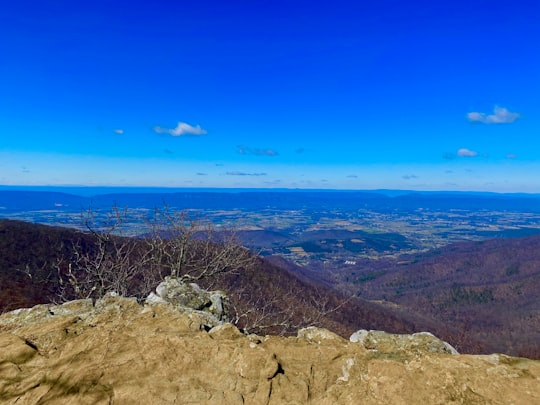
<box><xmin>146</xmin><ymin>277</ymin><xmax>229</xmax><ymax>322</ymax></box>
<box><xmin>350</xmin><ymin>329</ymin><xmax>458</xmax><ymax>355</ymax></box>
<box><xmin>298</xmin><ymin>326</ymin><xmax>344</xmax><ymax>343</ymax></box>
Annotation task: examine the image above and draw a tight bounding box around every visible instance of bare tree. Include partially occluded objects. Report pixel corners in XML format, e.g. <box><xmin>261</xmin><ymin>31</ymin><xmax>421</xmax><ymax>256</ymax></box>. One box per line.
<box><xmin>227</xmin><ymin>272</ymin><xmax>353</xmax><ymax>336</ymax></box>
<box><xmin>55</xmin><ymin>206</ymin><xmax>155</xmax><ymax>301</ymax></box>
<box><xmin>229</xmin><ymin>285</ymin><xmax>297</xmax><ymax>335</ymax></box>
<box><xmin>55</xmin><ymin>205</ymin><xmax>349</xmax><ymax>336</ymax></box>
<box><xmin>56</xmin><ymin>205</ymin><xmax>256</xmax><ymax>301</ymax></box>
<box><xmin>144</xmin><ymin>207</ymin><xmax>255</xmax><ymax>284</ymax></box>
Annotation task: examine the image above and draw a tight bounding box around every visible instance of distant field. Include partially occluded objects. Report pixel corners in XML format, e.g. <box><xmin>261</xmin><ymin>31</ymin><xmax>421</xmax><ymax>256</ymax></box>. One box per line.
<box><xmin>2</xmin><ymin>189</ymin><xmax>540</xmax><ymax>263</ymax></box>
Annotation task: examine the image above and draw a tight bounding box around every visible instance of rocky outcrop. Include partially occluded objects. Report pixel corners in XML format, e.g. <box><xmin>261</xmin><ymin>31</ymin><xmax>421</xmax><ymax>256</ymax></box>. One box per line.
<box><xmin>350</xmin><ymin>329</ymin><xmax>459</xmax><ymax>355</ymax></box>
<box><xmin>146</xmin><ymin>276</ymin><xmax>228</xmax><ymax>327</ymax></box>
<box><xmin>1</xmin><ymin>296</ymin><xmax>539</xmax><ymax>404</ymax></box>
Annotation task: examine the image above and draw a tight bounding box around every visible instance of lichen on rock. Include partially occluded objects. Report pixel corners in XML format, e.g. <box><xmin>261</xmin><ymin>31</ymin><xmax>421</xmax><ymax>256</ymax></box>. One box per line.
<box><xmin>350</xmin><ymin>329</ymin><xmax>459</xmax><ymax>355</ymax></box>
<box><xmin>146</xmin><ymin>277</ymin><xmax>229</xmax><ymax>323</ymax></box>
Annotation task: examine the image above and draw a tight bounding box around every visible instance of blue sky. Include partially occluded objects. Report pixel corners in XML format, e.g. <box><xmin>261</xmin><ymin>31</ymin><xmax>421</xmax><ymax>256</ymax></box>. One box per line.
<box><xmin>1</xmin><ymin>0</ymin><xmax>539</xmax><ymax>192</ymax></box>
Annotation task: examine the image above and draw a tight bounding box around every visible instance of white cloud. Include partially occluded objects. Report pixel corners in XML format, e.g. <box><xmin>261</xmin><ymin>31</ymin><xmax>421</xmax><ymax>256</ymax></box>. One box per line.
<box><xmin>457</xmin><ymin>148</ymin><xmax>478</xmax><ymax>157</ymax></box>
<box><xmin>226</xmin><ymin>171</ymin><xmax>267</xmax><ymax>176</ymax></box>
<box><xmin>506</xmin><ymin>153</ymin><xmax>518</xmax><ymax>159</ymax></box>
<box><xmin>113</xmin><ymin>129</ymin><xmax>124</xmax><ymax>135</ymax></box>
<box><xmin>467</xmin><ymin>106</ymin><xmax>520</xmax><ymax>124</ymax></box>
<box><xmin>153</xmin><ymin>121</ymin><xmax>207</xmax><ymax>136</ymax></box>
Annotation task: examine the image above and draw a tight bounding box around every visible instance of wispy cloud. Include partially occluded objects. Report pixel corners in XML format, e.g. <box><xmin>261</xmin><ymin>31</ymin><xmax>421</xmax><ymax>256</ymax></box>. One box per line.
<box><xmin>402</xmin><ymin>174</ymin><xmax>418</xmax><ymax>180</ymax></box>
<box><xmin>457</xmin><ymin>148</ymin><xmax>478</xmax><ymax>157</ymax></box>
<box><xmin>263</xmin><ymin>179</ymin><xmax>282</xmax><ymax>185</ymax></box>
<box><xmin>113</xmin><ymin>129</ymin><xmax>124</xmax><ymax>135</ymax></box>
<box><xmin>506</xmin><ymin>153</ymin><xmax>518</xmax><ymax>159</ymax></box>
<box><xmin>226</xmin><ymin>171</ymin><xmax>267</xmax><ymax>176</ymax></box>
<box><xmin>467</xmin><ymin>106</ymin><xmax>520</xmax><ymax>124</ymax></box>
<box><xmin>163</xmin><ymin>148</ymin><xmax>174</xmax><ymax>155</ymax></box>
<box><xmin>346</xmin><ymin>174</ymin><xmax>358</xmax><ymax>178</ymax></box>
<box><xmin>196</xmin><ymin>172</ymin><xmax>207</xmax><ymax>176</ymax></box>
<box><xmin>237</xmin><ymin>145</ymin><xmax>279</xmax><ymax>156</ymax></box>
<box><xmin>153</xmin><ymin>121</ymin><xmax>207</xmax><ymax>137</ymax></box>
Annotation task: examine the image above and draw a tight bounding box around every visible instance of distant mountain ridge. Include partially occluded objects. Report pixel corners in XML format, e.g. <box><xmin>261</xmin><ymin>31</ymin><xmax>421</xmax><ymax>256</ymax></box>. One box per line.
<box><xmin>2</xmin><ymin>188</ymin><xmax>540</xmax><ymax>358</ymax></box>
<box><xmin>3</xmin><ymin>188</ymin><xmax>540</xmax><ymax>213</ymax></box>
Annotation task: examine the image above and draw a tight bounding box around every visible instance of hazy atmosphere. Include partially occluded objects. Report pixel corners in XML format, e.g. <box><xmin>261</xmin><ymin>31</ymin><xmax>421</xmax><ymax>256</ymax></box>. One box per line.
<box><xmin>1</xmin><ymin>0</ymin><xmax>538</xmax><ymax>192</ymax></box>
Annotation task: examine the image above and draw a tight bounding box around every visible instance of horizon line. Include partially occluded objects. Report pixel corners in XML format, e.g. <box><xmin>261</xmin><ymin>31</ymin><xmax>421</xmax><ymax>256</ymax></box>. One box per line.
<box><xmin>1</xmin><ymin>184</ymin><xmax>540</xmax><ymax>197</ymax></box>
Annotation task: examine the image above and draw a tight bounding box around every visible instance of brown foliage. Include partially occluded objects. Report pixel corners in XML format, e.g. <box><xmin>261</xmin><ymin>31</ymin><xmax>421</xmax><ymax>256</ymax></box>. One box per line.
<box><xmin>350</xmin><ymin>235</ymin><xmax>540</xmax><ymax>358</ymax></box>
<box><xmin>0</xmin><ymin>219</ymin><xmax>422</xmax><ymax>342</ymax></box>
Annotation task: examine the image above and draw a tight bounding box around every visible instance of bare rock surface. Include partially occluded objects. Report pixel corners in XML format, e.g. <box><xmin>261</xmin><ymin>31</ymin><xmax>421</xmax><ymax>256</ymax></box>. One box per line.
<box><xmin>1</xmin><ymin>296</ymin><xmax>539</xmax><ymax>404</ymax></box>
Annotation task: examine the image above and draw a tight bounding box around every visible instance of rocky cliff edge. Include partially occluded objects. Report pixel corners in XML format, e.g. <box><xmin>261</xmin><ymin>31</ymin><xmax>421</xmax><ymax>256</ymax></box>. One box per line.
<box><xmin>1</xmin><ymin>295</ymin><xmax>539</xmax><ymax>404</ymax></box>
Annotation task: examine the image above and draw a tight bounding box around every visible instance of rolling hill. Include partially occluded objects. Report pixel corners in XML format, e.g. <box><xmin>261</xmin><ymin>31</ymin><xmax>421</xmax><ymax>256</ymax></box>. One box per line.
<box><xmin>2</xmin><ymin>218</ymin><xmax>538</xmax><ymax>358</ymax></box>
<box><xmin>347</xmin><ymin>235</ymin><xmax>540</xmax><ymax>357</ymax></box>
<box><xmin>0</xmin><ymin>219</ymin><xmax>434</xmax><ymax>343</ymax></box>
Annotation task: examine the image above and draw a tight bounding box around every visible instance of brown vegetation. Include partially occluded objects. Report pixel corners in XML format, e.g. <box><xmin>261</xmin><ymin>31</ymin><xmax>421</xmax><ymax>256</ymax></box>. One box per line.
<box><xmin>0</xmin><ymin>219</ymin><xmax>424</xmax><ymax>340</ymax></box>
<box><xmin>3</xmin><ymin>216</ymin><xmax>538</xmax><ymax>357</ymax></box>
<box><xmin>350</xmin><ymin>236</ymin><xmax>540</xmax><ymax>358</ymax></box>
